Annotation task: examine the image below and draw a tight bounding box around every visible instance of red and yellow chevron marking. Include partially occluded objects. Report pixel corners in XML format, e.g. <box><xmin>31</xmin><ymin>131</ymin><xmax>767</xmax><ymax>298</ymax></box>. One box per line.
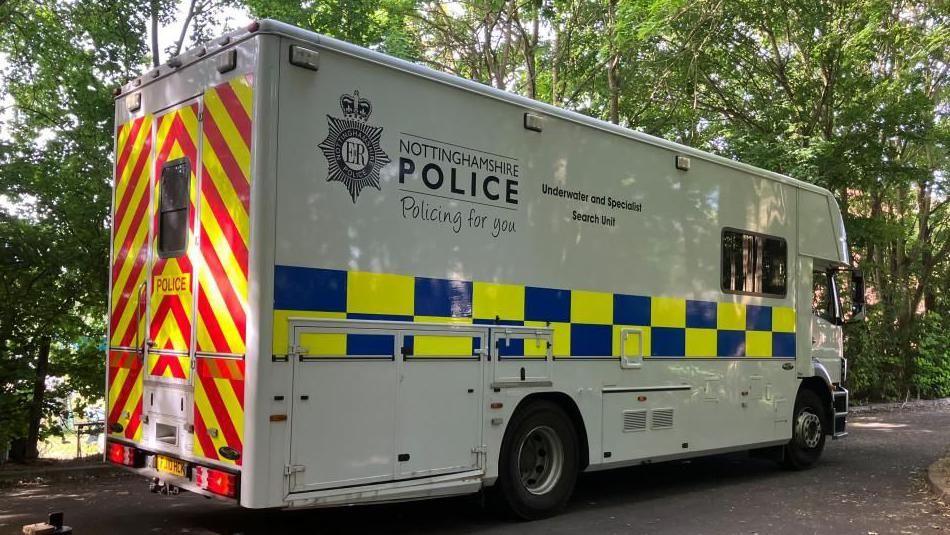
<box><xmin>196</xmin><ymin>76</ymin><xmax>253</xmax><ymax>356</ymax></box>
<box><xmin>147</xmin><ymin>353</ymin><xmax>191</xmax><ymax>380</ymax></box>
<box><xmin>107</xmin><ymin>350</ymin><xmax>143</xmax><ymax>441</ymax></box>
<box><xmin>149</xmin><ymin>103</ymin><xmax>200</xmax><ymax>354</ymax></box>
<box><xmin>110</xmin><ymin>115</ymin><xmax>153</xmax><ymax>348</ymax></box>
<box><xmin>193</xmin><ymin>357</ymin><xmax>245</xmax><ymax>465</ymax></box>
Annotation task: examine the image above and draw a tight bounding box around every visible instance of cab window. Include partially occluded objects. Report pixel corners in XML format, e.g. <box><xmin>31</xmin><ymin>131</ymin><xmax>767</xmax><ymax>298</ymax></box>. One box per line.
<box><xmin>812</xmin><ymin>270</ymin><xmax>841</xmax><ymax>324</ymax></box>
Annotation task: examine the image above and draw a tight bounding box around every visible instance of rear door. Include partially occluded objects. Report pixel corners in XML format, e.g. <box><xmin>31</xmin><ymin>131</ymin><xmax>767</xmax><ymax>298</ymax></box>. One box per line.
<box><xmin>143</xmin><ymin>99</ymin><xmax>202</xmax><ymax>454</ymax></box>
<box><xmin>148</xmin><ymin>99</ymin><xmax>200</xmax><ymax>375</ymax></box>
<box><xmin>107</xmin><ymin>114</ymin><xmax>154</xmax><ymax>443</ymax></box>
<box><xmin>190</xmin><ymin>77</ymin><xmax>254</xmax><ymax>468</ymax></box>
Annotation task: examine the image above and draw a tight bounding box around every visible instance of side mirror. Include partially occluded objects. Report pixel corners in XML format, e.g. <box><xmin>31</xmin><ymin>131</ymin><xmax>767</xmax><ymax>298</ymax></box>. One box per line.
<box><xmin>849</xmin><ymin>269</ymin><xmax>866</xmax><ymax>323</ymax></box>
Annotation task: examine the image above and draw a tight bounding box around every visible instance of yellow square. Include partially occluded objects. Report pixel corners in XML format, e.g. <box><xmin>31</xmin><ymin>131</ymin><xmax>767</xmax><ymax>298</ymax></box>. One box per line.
<box><xmin>473</xmin><ymin>281</ymin><xmax>525</xmax><ymax>320</ymax></box>
<box><xmin>299</xmin><ymin>332</ymin><xmax>346</xmax><ymax>356</ymax></box>
<box><xmin>651</xmin><ymin>297</ymin><xmax>685</xmax><ymax>328</ymax></box>
<box><xmin>746</xmin><ymin>331</ymin><xmax>772</xmax><ymax>357</ymax></box>
<box><xmin>552</xmin><ymin>322</ymin><xmax>571</xmax><ymax>356</ymax></box>
<box><xmin>571</xmin><ymin>290</ymin><xmax>613</xmax><ymax>324</ymax></box>
<box><xmin>685</xmin><ymin>328</ymin><xmax>717</xmax><ymax>357</ymax></box>
<box><xmin>613</xmin><ymin>325</ymin><xmax>651</xmax><ymax>357</ymax></box>
<box><xmin>717</xmin><ymin>302</ymin><xmax>746</xmax><ymax>331</ymax></box>
<box><xmin>413</xmin><ymin>334</ymin><xmax>473</xmax><ymax>357</ymax></box>
<box><xmin>523</xmin><ymin>321</ymin><xmax>553</xmax><ymax>358</ymax></box>
<box><xmin>273</xmin><ymin>310</ymin><xmax>346</xmax><ymax>354</ymax></box>
<box><xmin>772</xmin><ymin>307</ymin><xmax>796</xmax><ymax>333</ymax></box>
<box><xmin>347</xmin><ymin>271</ymin><xmax>414</xmax><ymax>316</ymax></box>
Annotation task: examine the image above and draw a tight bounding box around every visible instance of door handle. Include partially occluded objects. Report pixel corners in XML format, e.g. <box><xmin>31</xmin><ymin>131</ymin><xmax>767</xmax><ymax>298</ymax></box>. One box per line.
<box><xmin>134</xmin><ymin>280</ymin><xmax>147</xmax><ymax>353</ymax></box>
<box><xmin>300</xmin><ymin>395</ymin><xmax>309</xmax><ymax>401</ymax></box>
<box><xmin>620</xmin><ymin>328</ymin><xmax>644</xmax><ymax>369</ymax></box>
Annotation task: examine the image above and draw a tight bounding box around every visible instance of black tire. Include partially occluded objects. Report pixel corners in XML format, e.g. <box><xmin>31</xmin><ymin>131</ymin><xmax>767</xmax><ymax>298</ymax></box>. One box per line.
<box><xmin>496</xmin><ymin>400</ymin><xmax>579</xmax><ymax>520</ymax></box>
<box><xmin>783</xmin><ymin>388</ymin><xmax>827</xmax><ymax>470</ymax></box>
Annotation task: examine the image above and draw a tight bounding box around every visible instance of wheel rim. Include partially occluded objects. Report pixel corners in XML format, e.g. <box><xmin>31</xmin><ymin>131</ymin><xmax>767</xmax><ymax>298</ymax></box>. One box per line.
<box><xmin>796</xmin><ymin>409</ymin><xmax>822</xmax><ymax>449</ymax></box>
<box><xmin>517</xmin><ymin>425</ymin><xmax>564</xmax><ymax>495</ymax></box>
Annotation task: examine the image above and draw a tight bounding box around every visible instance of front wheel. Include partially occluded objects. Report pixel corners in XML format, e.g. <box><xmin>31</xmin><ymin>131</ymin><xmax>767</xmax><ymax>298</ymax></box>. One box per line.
<box><xmin>783</xmin><ymin>388</ymin><xmax>827</xmax><ymax>469</ymax></box>
<box><xmin>496</xmin><ymin>400</ymin><xmax>578</xmax><ymax>520</ymax></box>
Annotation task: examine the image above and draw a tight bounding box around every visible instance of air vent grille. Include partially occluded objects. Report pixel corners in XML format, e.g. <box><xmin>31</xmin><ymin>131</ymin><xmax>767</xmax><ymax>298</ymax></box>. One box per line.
<box><xmin>622</xmin><ymin>410</ymin><xmax>647</xmax><ymax>432</ymax></box>
<box><xmin>651</xmin><ymin>408</ymin><xmax>675</xmax><ymax>430</ymax></box>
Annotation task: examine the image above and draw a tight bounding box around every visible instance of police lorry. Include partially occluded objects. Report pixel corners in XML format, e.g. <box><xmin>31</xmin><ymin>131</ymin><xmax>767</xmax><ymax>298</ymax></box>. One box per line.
<box><xmin>106</xmin><ymin>19</ymin><xmax>862</xmax><ymax>519</ymax></box>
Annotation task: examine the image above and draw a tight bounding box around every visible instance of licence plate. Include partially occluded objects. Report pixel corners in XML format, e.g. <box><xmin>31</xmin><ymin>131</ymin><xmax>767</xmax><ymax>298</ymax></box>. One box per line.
<box><xmin>156</xmin><ymin>455</ymin><xmax>186</xmax><ymax>477</ymax></box>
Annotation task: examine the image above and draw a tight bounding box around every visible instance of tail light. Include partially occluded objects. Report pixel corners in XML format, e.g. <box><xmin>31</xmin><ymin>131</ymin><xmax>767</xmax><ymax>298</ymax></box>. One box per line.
<box><xmin>193</xmin><ymin>465</ymin><xmax>239</xmax><ymax>499</ymax></box>
<box><xmin>107</xmin><ymin>442</ymin><xmax>143</xmax><ymax>467</ymax></box>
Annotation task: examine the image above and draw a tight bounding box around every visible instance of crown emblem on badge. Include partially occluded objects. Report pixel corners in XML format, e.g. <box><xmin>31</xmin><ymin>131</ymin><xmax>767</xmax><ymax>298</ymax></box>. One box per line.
<box><xmin>318</xmin><ymin>90</ymin><xmax>390</xmax><ymax>204</ymax></box>
<box><xmin>340</xmin><ymin>90</ymin><xmax>372</xmax><ymax>122</ymax></box>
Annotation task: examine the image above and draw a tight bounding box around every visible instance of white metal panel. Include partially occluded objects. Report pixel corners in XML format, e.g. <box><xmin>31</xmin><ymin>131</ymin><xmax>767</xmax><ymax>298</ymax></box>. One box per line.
<box><xmin>602</xmin><ymin>390</ymin><xmax>686</xmax><ymax>460</ymax></box>
<box><xmin>288</xmin><ymin>319</ymin><xmax>487</xmax><ymax>492</ymax></box>
<box><xmin>241</xmin><ymin>33</ymin><xmax>280</xmax><ymax>509</ymax></box>
<box><xmin>397</xmin><ymin>358</ymin><xmax>483</xmax><ymax>478</ymax></box>
<box><xmin>799</xmin><ymin>189</ymin><xmax>847</xmax><ymax>264</ymax></box>
<box><xmin>289</xmin><ymin>324</ymin><xmax>399</xmax><ymax>492</ymax></box>
<box><xmin>272</xmin><ymin>46</ymin><xmax>797</xmax><ymax>304</ymax></box>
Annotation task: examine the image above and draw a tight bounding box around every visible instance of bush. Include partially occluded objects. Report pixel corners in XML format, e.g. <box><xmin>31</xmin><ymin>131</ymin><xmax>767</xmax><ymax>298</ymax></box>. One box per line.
<box><xmin>913</xmin><ymin>313</ymin><xmax>950</xmax><ymax>399</ymax></box>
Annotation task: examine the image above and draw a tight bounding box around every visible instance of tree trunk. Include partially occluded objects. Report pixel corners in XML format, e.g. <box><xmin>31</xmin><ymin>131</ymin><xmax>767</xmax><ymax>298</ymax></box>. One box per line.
<box><xmin>606</xmin><ymin>0</ymin><xmax>620</xmax><ymax>124</ymax></box>
<box><xmin>25</xmin><ymin>336</ymin><xmax>51</xmax><ymax>460</ymax></box>
<box><xmin>524</xmin><ymin>7</ymin><xmax>539</xmax><ymax>100</ymax></box>
<box><xmin>607</xmin><ymin>54</ymin><xmax>620</xmax><ymax>124</ymax></box>
<box><xmin>150</xmin><ymin>0</ymin><xmax>160</xmax><ymax>67</ymax></box>
<box><xmin>551</xmin><ymin>25</ymin><xmax>560</xmax><ymax>105</ymax></box>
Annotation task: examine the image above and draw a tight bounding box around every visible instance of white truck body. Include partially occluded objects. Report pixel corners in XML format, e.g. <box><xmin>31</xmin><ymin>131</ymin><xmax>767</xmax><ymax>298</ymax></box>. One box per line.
<box><xmin>106</xmin><ymin>20</ymin><xmax>850</xmax><ymax>511</ymax></box>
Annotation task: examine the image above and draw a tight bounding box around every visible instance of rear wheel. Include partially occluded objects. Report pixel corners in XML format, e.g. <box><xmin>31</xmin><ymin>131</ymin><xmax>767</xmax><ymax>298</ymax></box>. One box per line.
<box><xmin>497</xmin><ymin>400</ymin><xmax>578</xmax><ymax>520</ymax></box>
<box><xmin>783</xmin><ymin>388</ymin><xmax>827</xmax><ymax>469</ymax></box>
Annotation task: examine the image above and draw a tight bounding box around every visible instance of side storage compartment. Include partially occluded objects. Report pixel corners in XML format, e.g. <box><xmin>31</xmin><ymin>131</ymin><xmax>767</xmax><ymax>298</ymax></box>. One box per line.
<box><xmin>601</xmin><ymin>388</ymin><xmax>690</xmax><ymax>462</ymax></box>
<box><xmin>286</xmin><ymin>318</ymin><xmax>487</xmax><ymax>494</ymax></box>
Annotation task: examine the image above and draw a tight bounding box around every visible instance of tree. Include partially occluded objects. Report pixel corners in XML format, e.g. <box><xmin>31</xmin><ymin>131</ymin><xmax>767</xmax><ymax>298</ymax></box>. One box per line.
<box><xmin>0</xmin><ymin>0</ymin><xmax>150</xmax><ymax>460</ymax></box>
<box><xmin>629</xmin><ymin>0</ymin><xmax>949</xmax><ymax>398</ymax></box>
<box><xmin>245</xmin><ymin>0</ymin><xmax>421</xmax><ymax>57</ymax></box>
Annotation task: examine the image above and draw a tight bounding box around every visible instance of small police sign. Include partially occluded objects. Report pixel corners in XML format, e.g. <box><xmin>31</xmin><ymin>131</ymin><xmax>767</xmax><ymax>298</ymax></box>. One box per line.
<box><xmin>318</xmin><ymin>90</ymin><xmax>390</xmax><ymax>203</ymax></box>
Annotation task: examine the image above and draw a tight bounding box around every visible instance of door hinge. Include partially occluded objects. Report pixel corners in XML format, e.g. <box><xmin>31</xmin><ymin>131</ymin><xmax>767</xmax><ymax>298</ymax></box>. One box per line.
<box><xmin>284</xmin><ymin>464</ymin><xmax>305</xmax><ymax>475</ymax></box>
<box><xmin>471</xmin><ymin>445</ymin><xmax>488</xmax><ymax>454</ymax></box>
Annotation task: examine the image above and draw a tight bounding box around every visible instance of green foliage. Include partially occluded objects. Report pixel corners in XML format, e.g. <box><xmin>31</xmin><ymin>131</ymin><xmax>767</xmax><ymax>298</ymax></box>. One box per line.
<box><xmin>245</xmin><ymin>0</ymin><xmax>421</xmax><ymax>57</ymax></box>
<box><xmin>0</xmin><ymin>0</ymin><xmax>147</xmax><ymax>457</ymax></box>
<box><xmin>913</xmin><ymin>313</ymin><xmax>950</xmax><ymax>398</ymax></box>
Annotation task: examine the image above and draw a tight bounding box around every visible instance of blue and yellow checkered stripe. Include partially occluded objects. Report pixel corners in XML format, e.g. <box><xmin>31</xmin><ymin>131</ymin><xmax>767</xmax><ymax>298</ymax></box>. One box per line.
<box><xmin>273</xmin><ymin>265</ymin><xmax>797</xmax><ymax>359</ymax></box>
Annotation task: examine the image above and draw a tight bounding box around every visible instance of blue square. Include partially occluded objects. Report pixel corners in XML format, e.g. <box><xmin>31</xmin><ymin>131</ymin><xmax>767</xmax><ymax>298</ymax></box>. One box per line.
<box><xmin>414</xmin><ymin>277</ymin><xmax>472</xmax><ymax>318</ymax></box>
<box><xmin>718</xmin><ymin>330</ymin><xmax>746</xmax><ymax>357</ymax></box>
<box><xmin>614</xmin><ymin>294</ymin><xmax>651</xmax><ymax>326</ymax></box>
<box><xmin>497</xmin><ymin>338</ymin><xmax>525</xmax><ymax>357</ymax></box>
<box><xmin>570</xmin><ymin>324</ymin><xmax>612</xmax><ymax>356</ymax></box>
<box><xmin>686</xmin><ymin>300</ymin><xmax>717</xmax><ymax>328</ymax></box>
<box><xmin>274</xmin><ymin>265</ymin><xmax>346</xmax><ymax>312</ymax></box>
<box><xmin>773</xmin><ymin>332</ymin><xmax>796</xmax><ymax>357</ymax></box>
<box><xmin>652</xmin><ymin>327</ymin><xmax>685</xmax><ymax>357</ymax></box>
<box><xmin>746</xmin><ymin>305</ymin><xmax>772</xmax><ymax>331</ymax></box>
<box><xmin>524</xmin><ymin>286</ymin><xmax>571</xmax><ymax>322</ymax></box>
<box><xmin>348</xmin><ymin>334</ymin><xmax>394</xmax><ymax>356</ymax></box>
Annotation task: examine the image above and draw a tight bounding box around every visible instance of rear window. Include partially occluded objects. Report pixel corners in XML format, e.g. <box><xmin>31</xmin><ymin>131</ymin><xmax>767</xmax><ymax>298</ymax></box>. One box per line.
<box><xmin>158</xmin><ymin>159</ymin><xmax>190</xmax><ymax>258</ymax></box>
